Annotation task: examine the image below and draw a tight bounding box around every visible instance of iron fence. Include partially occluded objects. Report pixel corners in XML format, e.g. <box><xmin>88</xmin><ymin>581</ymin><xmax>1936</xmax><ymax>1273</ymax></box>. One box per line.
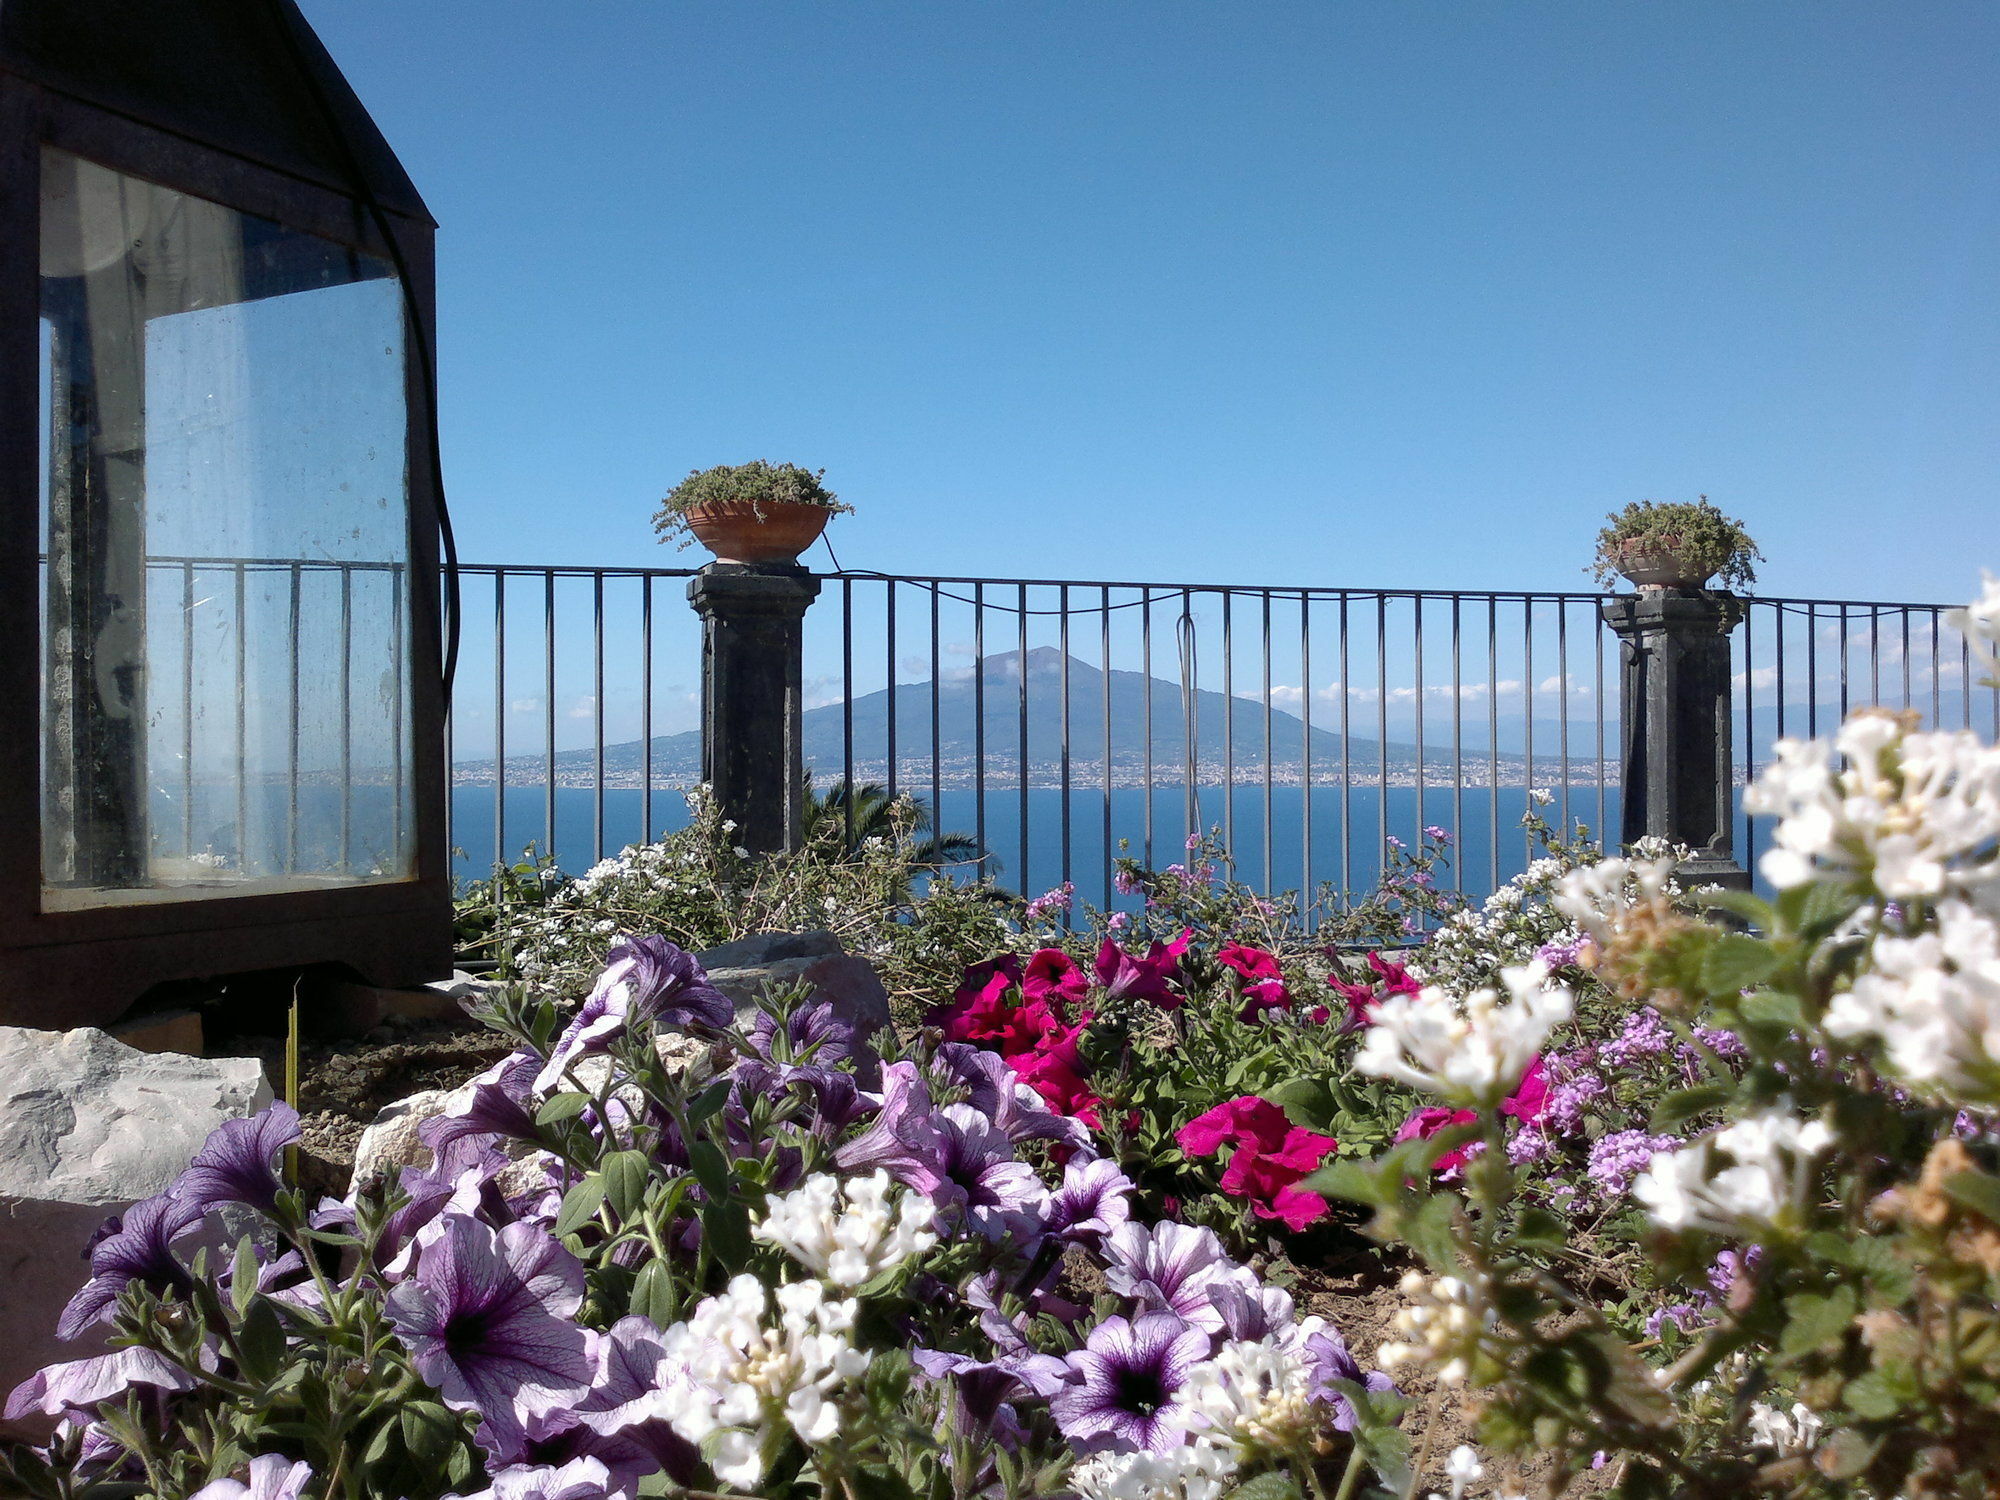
<box><xmin>439</xmin><ymin>564</ymin><xmax>1995</xmax><ymax>917</ymax></box>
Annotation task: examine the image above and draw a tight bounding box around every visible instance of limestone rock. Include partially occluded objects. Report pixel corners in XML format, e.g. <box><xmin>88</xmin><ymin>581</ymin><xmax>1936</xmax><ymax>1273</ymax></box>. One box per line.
<box><xmin>696</xmin><ymin>931</ymin><xmax>892</xmax><ymax>1054</ymax></box>
<box><xmin>350</xmin><ymin>1086</ymin><xmax>455</xmax><ymax>1187</ymax></box>
<box><xmin>0</xmin><ymin>1027</ymin><xmax>271</xmax><ymax>1438</ymax></box>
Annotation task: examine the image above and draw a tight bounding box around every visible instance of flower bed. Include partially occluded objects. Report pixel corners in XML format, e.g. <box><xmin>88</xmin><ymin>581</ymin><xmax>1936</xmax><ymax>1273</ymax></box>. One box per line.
<box><xmin>9</xmin><ymin>575</ymin><xmax>2000</xmax><ymax>1499</ymax></box>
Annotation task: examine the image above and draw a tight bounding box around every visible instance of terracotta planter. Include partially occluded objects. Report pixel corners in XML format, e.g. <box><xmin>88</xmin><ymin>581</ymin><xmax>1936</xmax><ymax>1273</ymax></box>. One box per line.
<box><xmin>1613</xmin><ymin>538</ymin><xmax>1712</xmax><ymax>591</ymax></box>
<box><xmin>683</xmin><ymin>500</ymin><xmax>832</xmax><ymax>566</ymax></box>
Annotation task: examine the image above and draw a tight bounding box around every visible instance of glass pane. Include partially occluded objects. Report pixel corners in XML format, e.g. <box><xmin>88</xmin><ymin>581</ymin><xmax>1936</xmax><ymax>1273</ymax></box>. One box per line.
<box><xmin>38</xmin><ymin>147</ymin><xmax>414</xmax><ymax>909</ymax></box>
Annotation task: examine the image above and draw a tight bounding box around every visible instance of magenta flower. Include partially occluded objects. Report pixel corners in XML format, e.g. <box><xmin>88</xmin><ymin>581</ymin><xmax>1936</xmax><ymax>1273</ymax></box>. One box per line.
<box><xmin>1394</xmin><ymin>1104</ymin><xmax>1481</xmax><ymax>1179</ymax></box>
<box><xmin>1092</xmin><ymin>930</ymin><xmax>1191</xmax><ymax>1008</ymax></box>
<box><xmin>1022</xmin><ymin>948</ymin><xmax>1090</xmax><ymax>1011</ymax></box>
<box><xmin>190</xmin><ymin>1455</ymin><xmax>314</xmax><ymax>1500</ymax></box>
<box><xmin>534</xmin><ymin>938</ymin><xmax>731</xmax><ymax>1092</ymax></box>
<box><xmin>173</xmin><ymin>1102</ymin><xmax>302</xmax><ymax>1215</ymax></box>
<box><xmin>57</xmin><ymin>1191</ymin><xmax>205</xmax><ymax>1340</ymax></box>
<box><xmin>385</xmin><ymin>1215</ymin><xmax>593</xmax><ymax>1458</ymax></box>
<box><xmin>1051</xmin><ymin>1313</ymin><xmax>1208</xmax><ymax>1453</ymax></box>
<box><xmin>6</xmin><ymin>1346</ymin><xmax>199</xmax><ymax>1422</ymax></box>
<box><xmin>1176</xmin><ymin>1096</ymin><xmax>1292</xmax><ymax>1157</ymax></box>
<box><xmin>1499</xmin><ymin>1055</ymin><xmax>1551</xmax><ymax>1127</ymax></box>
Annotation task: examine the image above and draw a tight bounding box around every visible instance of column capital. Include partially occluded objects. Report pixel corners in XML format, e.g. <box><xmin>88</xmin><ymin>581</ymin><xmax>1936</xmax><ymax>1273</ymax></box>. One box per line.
<box><xmin>687</xmin><ymin>563</ymin><xmax>822</xmax><ymax>621</ymax></box>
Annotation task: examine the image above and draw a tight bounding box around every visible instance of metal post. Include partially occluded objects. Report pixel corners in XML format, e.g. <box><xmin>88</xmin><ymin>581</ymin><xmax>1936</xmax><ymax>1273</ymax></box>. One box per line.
<box><xmin>688</xmin><ymin>563</ymin><xmax>822</xmax><ymax>855</ymax></box>
<box><xmin>1601</xmin><ymin>587</ymin><xmax>1749</xmax><ymax>889</ymax></box>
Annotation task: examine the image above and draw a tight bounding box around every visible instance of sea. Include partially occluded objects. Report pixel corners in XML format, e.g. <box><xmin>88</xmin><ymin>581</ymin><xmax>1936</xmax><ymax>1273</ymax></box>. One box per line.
<box><xmin>448</xmin><ymin>783</ymin><xmax>1631</xmax><ymax>911</ymax></box>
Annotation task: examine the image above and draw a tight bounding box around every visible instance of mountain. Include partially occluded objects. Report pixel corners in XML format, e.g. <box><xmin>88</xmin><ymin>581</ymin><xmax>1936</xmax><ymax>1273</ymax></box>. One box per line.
<box><xmin>454</xmin><ymin>648</ymin><xmax>1570</xmax><ymax>790</ymax></box>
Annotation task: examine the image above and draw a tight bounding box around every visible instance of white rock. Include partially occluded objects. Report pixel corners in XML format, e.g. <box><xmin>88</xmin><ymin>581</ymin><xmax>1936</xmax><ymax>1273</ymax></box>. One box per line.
<box><xmin>0</xmin><ymin>1027</ymin><xmax>270</xmax><ymax>1438</ymax></box>
<box><xmin>350</xmin><ymin>1086</ymin><xmax>456</xmax><ymax>1187</ymax></box>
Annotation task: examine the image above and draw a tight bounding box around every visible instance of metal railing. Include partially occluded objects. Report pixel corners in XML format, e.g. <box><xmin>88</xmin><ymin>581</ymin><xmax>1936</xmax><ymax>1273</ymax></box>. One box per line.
<box><xmin>441</xmin><ymin>563</ymin><xmax>1992</xmax><ymax>913</ymax></box>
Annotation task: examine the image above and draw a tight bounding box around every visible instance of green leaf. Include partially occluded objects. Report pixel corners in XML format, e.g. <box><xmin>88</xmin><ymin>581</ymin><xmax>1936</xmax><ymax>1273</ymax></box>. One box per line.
<box><xmin>1943</xmin><ymin>1167</ymin><xmax>2000</xmax><ymax>1225</ymax></box>
<box><xmin>1780</xmin><ymin>1285</ymin><xmax>1858</xmax><ymax>1358</ymax></box>
<box><xmin>553</xmin><ymin>1175</ymin><xmax>609</xmax><ymax>1238</ymax></box>
<box><xmin>689</xmin><ymin>1140</ymin><xmax>731</xmax><ymax>1201</ymax></box>
<box><xmin>1402</xmin><ymin>1193</ymin><xmax>1461</xmax><ymax>1274</ymax></box>
<box><xmin>601</xmin><ymin>1149</ymin><xmax>652</xmax><ymax>1219</ymax></box>
<box><xmin>685</xmin><ymin>1078</ymin><xmax>734</xmax><ymax>1126</ymax></box>
<box><xmin>1739</xmin><ymin>989</ymin><xmax>1805</xmax><ymax>1029</ymax></box>
<box><xmin>1515</xmin><ymin>1206</ymin><xmax>1569</xmax><ymax>1252</ymax></box>
<box><xmin>1298</xmin><ymin>1156</ymin><xmax>1383</xmax><ymax>1208</ymax></box>
<box><xmin>229</xmin><ymin>1239</ymin><xmax>261</xmax><ymax>1317</ymax></box>
<box><xmin>1798</xmin><ymin>880</ymin><xmax>1864</xmax><ymax>935</ymax></box>
<box><xmin>1842</xmin><ymin>1367</ymin><xmax>1912</xmax><ymax>1420</ymax></box>
<box><xmin>398</xmin><ymin>1402</ymin><xmax>462</xmax><ymax>1470</ymax></box>
<box><xmin>234</xmin><ymin>1297</ymin><xmax>289</xmax><ymax>1385</ymax></box>
<box><xmin>702</xmin><ymin>1196</ymin><xmax>753</xmax><ymax>1271</ymax></box>
<box><xmin>630</xmin><ymin>1257</ymin><xmax>678</xmax><ymax>1329</ymax></box>
<box><xmin>1692</xmin><ymin>887</ymin><xmax>1774</xmax><ymax>929</ymax></box>
<box><xmin>1700</xmin><ymin>934</ymin><xmax>1783</xmax><ymax>995</ymax></box>
<box><xmin>535</xmin><ymin>1091</ymin><xmax>590</xmax><ymax>1125</ymax></box>
<box><xmin>1650</xmin><ymin>1082</ymin><xmax>1733</xmax><ymax>1132</ymax></box>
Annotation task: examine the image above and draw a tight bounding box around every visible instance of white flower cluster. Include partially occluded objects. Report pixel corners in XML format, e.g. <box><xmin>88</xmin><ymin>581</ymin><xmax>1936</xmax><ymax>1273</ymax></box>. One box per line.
<box><xmin>1631</xmin><ymin>1106</ymin><xmax>1832</xmax><ymax>1236</ymax></box>
<box><xmin>752</xmin><ymin>1170</ymin><xmax>938</xmax><ymax>1288</ymax></box>
<box><xmin>1827</xmin><ymin>899</ymin><xmax>2000</xmax><ymax>1104</ymax></box>
<box><xmin>1746</xmin><ymin>1399</ymin><xmax>1824</xmax><ymax>1456</ymax></box>
<box><xmin>1552</xmin><ymin>851</ymin><xmax>1681</xmax><ymax>950</ymax></box>
<box><xmin>1742</xmin><ymin>709</ymin><xmax>2000</xmax><ymax>900</ymax></box>
<box><xmin>1355</xmin><ymin>961</ymin><xmax>1573</xmax><ymax>1107</ymax></box>
<box><xmin>1067</xmin><ymin>1441</ymin><xmax>1239</xmax><ymax>1500</ymax></box>
<box><xmin>1945</xmin><ymin>570</ymin><xmax>2000</xmax><ymax>683</ymax></box>
<box><xmin>1377</xmin><ymin>1269</ymin><xmax>1492</xmax><ymax>1385</ymax></box>
<box><xmin>1413</xmin><ymin>853</ymin><xmax>1581</xmax><ymax>991</ymax></box>
<box><xmin>1181</xmin><ymin>1334</ymin><xmax>1321</xmax><ymax>1462</ymax></box>
<box><xmin>661</xmin><ymin>1273</ymin><xmax>868</xmax><ymax>1488</ymax></box>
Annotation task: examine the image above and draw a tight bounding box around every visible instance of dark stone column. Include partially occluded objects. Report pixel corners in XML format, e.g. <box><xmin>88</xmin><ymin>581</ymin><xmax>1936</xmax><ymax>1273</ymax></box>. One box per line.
<box><xmin>688</xmin><ymin>564</ymin><xmax>822</xmax><ymax>855</ymax></box>
<box><xmin>1600</xmin><ymin>590</ymin><xmax>1750</xmax><ymax>890</ymax></box>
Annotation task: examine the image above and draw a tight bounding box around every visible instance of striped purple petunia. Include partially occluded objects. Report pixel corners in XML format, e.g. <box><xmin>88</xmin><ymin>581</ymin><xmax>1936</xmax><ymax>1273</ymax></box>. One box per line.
<box><xmin>1050</xmin><ymin>1312</ymin><xmax>1209</xmax><ymax>1454</ymax></box>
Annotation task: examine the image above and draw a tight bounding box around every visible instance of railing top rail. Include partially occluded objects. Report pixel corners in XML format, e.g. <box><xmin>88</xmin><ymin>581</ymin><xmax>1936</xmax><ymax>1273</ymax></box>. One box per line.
<box><xmin>456</xmin><ymin>561</ymin><xmax>1962</xmax><ymax>614</ymax></box>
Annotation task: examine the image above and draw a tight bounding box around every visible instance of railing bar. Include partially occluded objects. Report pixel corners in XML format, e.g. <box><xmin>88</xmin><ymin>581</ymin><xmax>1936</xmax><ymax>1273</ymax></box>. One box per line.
<box><xmin>1839</xmin><ymin>606</ymin><xmax>1850</xmax><ymax>721</ymax></box>
<box><xmin>1807</xmin><ymin>603</ymin><xmax>1819</xmax><ymax>738</ymax></box>
<box><xmin>547</xmin><ymin>571</ymin><xmax>559</xmax><ymax>854</ymax></box>
<box><xmin>1101</xmin><ymin>585</ymin><xmax>1114</xmax><ymax>911</ymax></box>
<box><xmin>287</xmin><ymin>561</ymin><xmax>301</xmax><ymax>875</ymax></box>
<box><xmin>1523</xmin><ymin>597</ymin><xmax>1535</xmax><ymax>864</ymax></box>
<box><xmin>235</xmin><ymin>564</ymin><xmax>249</xmax><ymax>879</ymax></box>
<box><xmin>843</xmin><ymin>579</ymin><xmax>855</xmax><ymax>849</ymax></box>
<box><xmin>1452</xmin><ymin>595</ymin><xmax>1464</xmax><ymax>903</ymax></box>
<box><xmin>1142</xmin><ymin>592</ymin><xmax>1155</xmax><ymax>868</ymax></box>
<box><xmin>1930</xmin><ymin>610</ymin><xmax>1941</xmax><ymax>729</ymax></box>
<box><xmin>1060</xmin><ymin>585</ymin><xmax>1074</xmax><ymax>891</ymax></box>
<box><xmin>1300</xmin><ymin>590</ymin><xmax>1314</xmax><ymax>915</ymax></box>
<box><xmin>930</xmin><ymin>580</ymin><xmax>942</xmax><ymax>874</ymax></box>
<box><xmin>493</xmin><ymin>570</ymin><xmax>506</xmax><ymax>876</ymax></box>
<box><xmin>1339</xmin><ymin>593</ymin><xmax>1352</xmax><ymax>899</ymax></box>
<box><xmin>1900</xmin><ymin>608</ymin><xmax>1911</xmax><ymax>711</ymax></box>
<box><xmin>339</xmin><ymin>564</ymin><xmax>353</xmax><ymax>872</ymax></box>
<box><xmin>1376</xmin><ymin>595</ymin><xmax>1388</xmax><ymax>877</ymax></box>
<box><xmin>886</xmin><ymin>581</ymin><xmax>898</xmax><ymax>804</ymax></box>
<box><xmin>1222</xmin><ymin>591</ymin><xmax>1234</xmax><ymax>862</ymax></box>
<box><xmin>1742</xmin><ymin>598</ymin><xmax>1755</xmax><ymax>871</ymax></box>
<box><xmin>1181</xmin><ymin>588</ymin><xmax>1198</xmax><ymax>849</ymax></box>
<box><xmin>592</xmin><ymin>573</ymin><xmax>604</xmax><ymax>864</ymax></box>
<box><xmin>1414</xmin><ymin>594</ymin><xmax>1426</xmax><ymax>875</ymax></box>
<box><xmin>639</xmin><ymin>572</ymin><xmax>652</xmax><ymax>844</ymax></box>
<box><xmin>1488</xmin><ymin>598</ymin><xmax>1499</xmax><ymax>893</ymax></box>
<box><xmin>1018</xmin><ymin>584</ymin><xmax>1030</xmax><ymax>896</ymax></box>
<box><xmin>974</xmin><ymin>582</ymin><xmax>987</xmax><ymax>874</ymax></box>
<box><xmin>1260</xmin><ymin>592</ymin><xmax>1272</xmax><ymax>895</ymax></box>
<box><xmin>1557</xmin><ymin>601</ymin><xmax>1570</xmax><ymax>838</ymax></box>
<box><xmin>181</xmin><ymin>561</ymin><xmax>195</xmax><ymax>859</ymax></box>
<box><xmin>1593</xmin><ymin>602</ymin><xmax>1605</xmax><ymax>847</ymax></box>
<box><xmin>1869</xmin><ymin>609</ymin><xmax>1880</xmax><ymax>706</ymax></box>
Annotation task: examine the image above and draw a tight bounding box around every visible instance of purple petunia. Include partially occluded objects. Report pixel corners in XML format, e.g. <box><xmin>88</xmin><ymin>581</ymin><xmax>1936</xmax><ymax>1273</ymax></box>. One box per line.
<box><xmin>534</xmin><ymin>938</ymin><xmax>732</xmax><ymax>1093</ymax></box>
<box><xmin>515</xmin><ymin>1317</ymin><xmax>701</xmax><ymax>1485</ymax></box>
<box><xmin>1103</xmin><ymin>1221</ymin><xmax>1256</xmax><ymax>1334</ymax></box>
<box><xmin>459</xmin><ymin>1456</ymin><xmax>623</xmax><ymax>1500</ymax></box>
<box><xmin>172</xmin><ymin>1101</ymin><xmax>302</xmax><ymax>1216</ymax></box>
<box><xmin>6</xmin><ymin>1346</ymin><xmax>199</xmax><ymax>1422</ymax></box>
<box><xmin>1051</xmin><ymin>1313</ymin><xmax>1208</xmax><ymax>1454</ymax></box>
<box><xmin>834</xmin><ymin>1061</ymin><xmax>945</xmax><ymax>1185</ymax></box>
<box><xmin>385</xmin><ymin>1214</ymin><xmax>594</xmax><ymax>1459</ymax></box>
<box><xmin>1302</xmin><ymin>1322</ymin><xmax>1399</xmax><ymax>1432</ymax></box>
<box><xmin>189</xmin><ymin>1454</ymin><xmax>314</xmax><ymax>1500</ymax></box>
<box><xmin>57</xmin><ymin>1191</ymin><xmax>205</xmax><ymax>1341</ymax></box>
<box><xmin>431</xmin><ymin>1052</ymin><xmax>545</xmax><ymax>1155</ymax></box>
<box><xmin>1044</xmin><ymin>1157</ymin><xmax>1135</xmax><ymax>1252</ymax></box>
<box><xmin>928</xmin><ymin>1105</ymin><xmax>1052</xmax><ymax>1242</ymax></box>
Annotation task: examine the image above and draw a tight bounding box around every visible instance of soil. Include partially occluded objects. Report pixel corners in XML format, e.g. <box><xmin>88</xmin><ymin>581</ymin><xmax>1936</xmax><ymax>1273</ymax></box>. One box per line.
<box><xmin>216</xmin><ymin>1017</ymin><xmax>1614</xmax><ymax>1497</ymax></box>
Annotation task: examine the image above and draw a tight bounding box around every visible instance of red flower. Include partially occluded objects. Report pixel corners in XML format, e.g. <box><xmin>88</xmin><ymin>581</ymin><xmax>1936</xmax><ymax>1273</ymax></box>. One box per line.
<box><xmin>1500</xmin><ymin>1055</ymin><xmax>1550</xmax><ymax>1127</ymax></box>
<box><xmin>1178</xmin><ymin>1095</ymin><xmax>1335</xmax><ymax>1231</ymax></box>
<box><xmin>1217</xmin><ymin>944</ymin><xmax>1291</xmax><ymax>1021</ymax></box>
<box><xmin>1216</xmin><ymin>944</ymin><xmax>1282</xmax><ymax>984</ymax></box>
<box><xmin>1093</xmin><ymin>930</ymin><xmax>1192</xmax><ymax>1009</ymax></box>
<box><xmin>1023</xmin><ymin>948</ymin><xmax>1089</xmax><ymax>1014</ymax></box>
<box><xmin>1326</xmin><ymin>950</ymin><xmax>1421</xmax><ymax>1032</ymax></box>
<box><xmin>1394</xmin><ymin>1105</ymin><xmax>1480</xmax><ymax>1179</ymax></box>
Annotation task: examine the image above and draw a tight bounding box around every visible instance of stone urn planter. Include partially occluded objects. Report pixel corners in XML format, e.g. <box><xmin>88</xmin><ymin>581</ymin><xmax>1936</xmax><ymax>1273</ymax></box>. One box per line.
<box><xmin>1611</xmin><ymin>537</ymin><xmax>1712</xmax><ymax>591</ymax></box>
<box><xmin>684</xmin><ymin>499</ymin><xmax>832</xmax><ymax>565</ymax></box>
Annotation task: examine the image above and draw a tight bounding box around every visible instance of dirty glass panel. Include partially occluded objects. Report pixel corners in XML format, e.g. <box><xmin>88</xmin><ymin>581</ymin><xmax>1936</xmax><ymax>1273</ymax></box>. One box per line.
<box><xmin>39</xmin><ymin>147</ymin><xmax>413</xmax><ymax>909</ymax></box>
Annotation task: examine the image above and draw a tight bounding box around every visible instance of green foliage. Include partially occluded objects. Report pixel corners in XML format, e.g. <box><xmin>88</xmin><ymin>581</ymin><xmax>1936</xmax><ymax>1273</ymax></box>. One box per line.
<box><xmin>652</xmin><ymin>460</ymin><xmax>851</xmax><ymax>544</ymax></box>
<box><xmin>1590</xmin><ymin>495</ymin><xmax>1762</xmax><ymax>589</ymax></box>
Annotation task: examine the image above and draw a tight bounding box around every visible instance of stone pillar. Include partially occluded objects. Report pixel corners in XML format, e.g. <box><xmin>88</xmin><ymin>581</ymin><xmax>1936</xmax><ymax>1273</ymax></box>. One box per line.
<box><xmin>1600</xmin><ymin>589</ymin><xmax>1749</xmax><ymax>890</ymax></box>
<box><xmin>688</xmin><ymin>564</ymin><xmax>822</xmax><ymax>855</ymax></box>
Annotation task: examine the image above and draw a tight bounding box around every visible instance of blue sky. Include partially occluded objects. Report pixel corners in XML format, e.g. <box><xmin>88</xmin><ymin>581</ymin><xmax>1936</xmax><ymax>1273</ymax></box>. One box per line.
<box><xmin>302</xmin><ymin>1</ymin><xmax>2000</xmax><ymax>606</ymax></box>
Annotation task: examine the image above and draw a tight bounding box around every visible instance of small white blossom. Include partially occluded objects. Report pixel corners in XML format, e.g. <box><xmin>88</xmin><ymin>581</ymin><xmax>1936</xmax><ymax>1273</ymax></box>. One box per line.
<box><xmin>1946</xmin><ymin>571</ymin><xmax>2000</xmax><ymax>683</ymax></box>
<box><xmin>660</xmin><ymin>1273</ymin><xmax>868</xmax><ymax>1487</ymax></box>
<box><xmin>1425</xmin><ymin>1445</ymin><xmax>1485</xmax><ymax>1500</ymax></box>
<box><xmin>1068</xmin><ymin>1442</ymin><xmax>1239</xmax><ymax>1500</ymax></box>
<box><xmin>1355</xmin><ymin>962</ymin><xmax>1573</xmax><ymax>1107</ymax></box>
<box><xmin>1377</xmin><ymin>1270</ymin><xmax>1491</xmax><ymax>1385</ymax></box>
<box><xmin>1632</xmin><ymin>1106</ymin><xmax>1833</xmax><ymax>1235</ymax></box>
<box><xmin>1826</xmin><ymin>899</ymin><xmax>2000</xmax><ymax>1103</ymax></box>
<box><xmin>752</xmin><ymin>1171</ymin><xmax>938</xmax><ymax>1288</ymax></box>
<box><xmin>1746</xmin><ymin>1399</ymin><xmax>1824</xmax><ymax>1456</ymax></box>
<box><xmin>1182</xmin><ymin>1334</ymin><xmax>1324</xmax><ymax>1461</ymax></box>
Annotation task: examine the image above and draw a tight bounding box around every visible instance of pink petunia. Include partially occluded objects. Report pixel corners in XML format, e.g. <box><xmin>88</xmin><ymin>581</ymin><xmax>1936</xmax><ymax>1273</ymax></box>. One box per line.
<box><xmin>1394</xmin><ymin>1105</ymin><xmax>1481</xmax><ymax>1179</ymax></box>
<box><xmin>1093</xmin><ymin>930</ymin><xmax>1193</xmax><ymax>1009</ymax></box>
<box><xmin>1176</xmin><ymin>1096</ymin><xmax>1294</xmax><ymax>1158</ymax></box>
<box><xmin>1023</xmin><ymin>948</ymin><xmax>1090</xmax><ymax>1014</ymax></box>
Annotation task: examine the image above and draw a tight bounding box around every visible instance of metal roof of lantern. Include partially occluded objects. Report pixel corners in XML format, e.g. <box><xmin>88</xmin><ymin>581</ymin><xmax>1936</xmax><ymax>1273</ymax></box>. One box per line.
<box><xmin>0</xmin><ymin>0</ymin><xmax>430</xmax><ymax>222</ymax></box>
